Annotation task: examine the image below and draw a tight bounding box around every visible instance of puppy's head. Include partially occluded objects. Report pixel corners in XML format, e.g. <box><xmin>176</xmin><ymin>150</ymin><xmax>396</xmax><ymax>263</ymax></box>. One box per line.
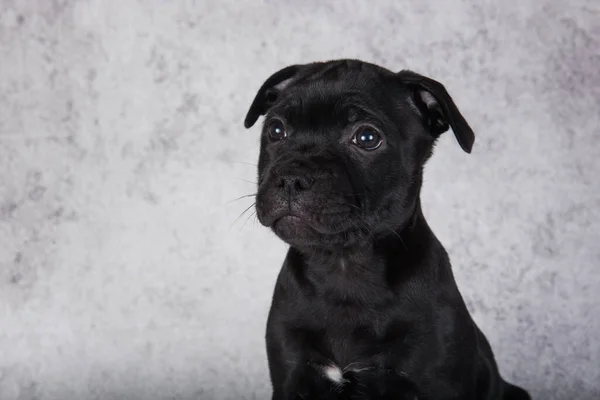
<box><xmin>244</xmin><ymin>60</ymin><xmax>474</xmax><ymax>249</ymax></box>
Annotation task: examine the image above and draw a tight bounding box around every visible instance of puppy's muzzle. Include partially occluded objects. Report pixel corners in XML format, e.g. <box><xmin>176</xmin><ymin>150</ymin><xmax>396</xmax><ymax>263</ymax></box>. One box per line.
<box><xmin>256</xmin><ymin>158</ymin><xmax>354</xmax><ymax>234</ymax></box>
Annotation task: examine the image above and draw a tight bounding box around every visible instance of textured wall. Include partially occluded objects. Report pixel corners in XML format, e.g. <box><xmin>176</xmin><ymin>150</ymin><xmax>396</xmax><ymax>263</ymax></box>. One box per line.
<box><xmin>1</xmin><ymin>1</ymin><xmax>599</xmax><ymax>399</ymax></box>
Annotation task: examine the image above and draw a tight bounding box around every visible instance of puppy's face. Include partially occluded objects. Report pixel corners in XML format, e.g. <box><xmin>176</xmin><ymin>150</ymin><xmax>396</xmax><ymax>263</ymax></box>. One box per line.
<box><xmin>244</xmin><ymin>60</ymin><xmax>474</xmax><ymax>249</ymax></box>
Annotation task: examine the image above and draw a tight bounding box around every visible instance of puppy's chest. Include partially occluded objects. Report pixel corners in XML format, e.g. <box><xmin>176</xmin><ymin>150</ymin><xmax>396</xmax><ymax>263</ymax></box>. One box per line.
<box><xmin>303</xmin><ymin>307</ymin><xmax>412</xmax><ymax>369</ymax></box>
<box><xmin>324</xmin><ymin>324</ymin><xmax>384</xmax><ymax>369</ymax></box>
<box><xmin>285</xmin><ymin>258</ymin><xmax>419</xmax><ymax>368</ymax></box>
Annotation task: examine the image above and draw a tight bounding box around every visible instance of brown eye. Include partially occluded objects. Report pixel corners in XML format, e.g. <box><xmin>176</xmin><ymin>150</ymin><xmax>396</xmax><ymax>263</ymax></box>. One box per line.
<box><xmin>267</xmin><ymin>120</ymin><xmax>287</xmax><ymax>140</ymax></box>
<box><xmin>352</xmin><ymin>127</ymin><xmax>382</xmax><ymax>150</ymax></box>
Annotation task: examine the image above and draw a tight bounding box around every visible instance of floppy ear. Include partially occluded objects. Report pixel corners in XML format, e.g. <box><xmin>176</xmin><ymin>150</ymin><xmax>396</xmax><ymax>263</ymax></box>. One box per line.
<box><xmin>244</xmin><ymin>65</ymin><xmax>303</xmax><ymax>129</ymax></box>
<box><xmin>397</xmin><ymin>70</ymin><xmax>475</xmax><ymax>153</ymax></box>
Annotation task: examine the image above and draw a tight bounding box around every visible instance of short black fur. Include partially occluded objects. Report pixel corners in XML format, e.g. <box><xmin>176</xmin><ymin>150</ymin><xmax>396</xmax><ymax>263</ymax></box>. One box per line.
<box><xmin>244</xmin><ymin>59</ymin><xmax>530</xmax><ymax>400</ymax></box>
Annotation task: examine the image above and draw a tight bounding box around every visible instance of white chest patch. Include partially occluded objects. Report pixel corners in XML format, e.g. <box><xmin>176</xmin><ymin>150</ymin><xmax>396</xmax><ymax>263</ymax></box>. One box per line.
<box><xmin>322</xmin><ymin>364</ymin><xmax>345</xmax><ymax>384</ymax></box>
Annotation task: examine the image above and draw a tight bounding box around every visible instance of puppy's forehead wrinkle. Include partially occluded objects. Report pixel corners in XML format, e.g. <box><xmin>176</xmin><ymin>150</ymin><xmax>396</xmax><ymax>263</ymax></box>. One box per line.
<box><xmin>275</xmin><ymin>89</ymin><xmax>391</xmax><ymax>132</ymax></box>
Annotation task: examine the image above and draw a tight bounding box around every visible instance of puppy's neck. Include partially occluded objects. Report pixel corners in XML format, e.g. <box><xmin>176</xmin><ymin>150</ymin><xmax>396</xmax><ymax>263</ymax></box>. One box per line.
<box><xmin>288</xmin><ymin>202</ymin><xmax>438</xmax><ymax>293</ymax></box>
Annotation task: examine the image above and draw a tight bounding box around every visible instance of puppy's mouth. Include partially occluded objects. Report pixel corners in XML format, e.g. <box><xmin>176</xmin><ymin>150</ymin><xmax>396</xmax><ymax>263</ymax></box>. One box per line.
<box><xmin>274</xmin><ymin>214</ymin><xmax>304</xmax><ymax>226</ymax></box>
<box><xmin>270</xmin><ymin>207</ymin><xmax>355</xmax><ymax>235</ymax></box>
<box><xmin>273</xmin><ymin>215</ymin><xmax>305</xmax><ymax>232</ymax></box>
<box><xmin>254</xmin><ymin>175</ymin><xmax>363</xmax><ymax>247</ymax></box>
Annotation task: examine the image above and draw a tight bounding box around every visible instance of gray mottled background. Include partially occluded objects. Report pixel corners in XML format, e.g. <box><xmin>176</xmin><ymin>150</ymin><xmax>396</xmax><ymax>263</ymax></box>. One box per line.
<box><xmin>1</xmin><ymin>1</ymin><xmax>599</xmax><ymax>399</ymax></box>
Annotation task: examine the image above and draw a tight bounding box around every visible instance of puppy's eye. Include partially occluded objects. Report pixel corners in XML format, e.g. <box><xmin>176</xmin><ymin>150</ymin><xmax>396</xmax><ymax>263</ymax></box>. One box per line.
<box><xmin>352</xmin><ymin>128</ymin><xmax>382</xmax><ymax>150</ymax></box>
<box><xmin>267</xmin><ymin>120</ymin><xmax>287</xmax><ymax>140</ymax></box>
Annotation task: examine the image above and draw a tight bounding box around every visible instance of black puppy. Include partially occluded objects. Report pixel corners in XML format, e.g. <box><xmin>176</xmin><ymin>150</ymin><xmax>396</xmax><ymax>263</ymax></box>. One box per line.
<box><xmin>244</xmin><ymin>60</ymin><xmax>530</xmax><ymax>400</ymax></box>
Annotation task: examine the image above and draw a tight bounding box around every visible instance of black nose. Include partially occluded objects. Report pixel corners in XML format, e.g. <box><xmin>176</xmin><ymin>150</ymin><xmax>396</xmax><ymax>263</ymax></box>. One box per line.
<box><xmin>278</xmin><ymin>175</ymin><xmax>313</xmax><ymax>193</ymax></box>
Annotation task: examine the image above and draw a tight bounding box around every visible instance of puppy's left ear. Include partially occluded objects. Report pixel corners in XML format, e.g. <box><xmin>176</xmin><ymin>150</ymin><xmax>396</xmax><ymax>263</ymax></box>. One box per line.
<box><xmin>398</xmin><ymin>70</ymin><xmax>475</xmax><ymax>153</ymax></box>
<box><xmin>244</xmin><ymin>65</ymin><xmax>302</xmax><ymax>129</ymax></box>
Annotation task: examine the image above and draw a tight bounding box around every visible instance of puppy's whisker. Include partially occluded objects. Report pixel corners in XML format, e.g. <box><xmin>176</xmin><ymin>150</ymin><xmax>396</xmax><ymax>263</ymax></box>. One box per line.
<box><xmin>242</xmin><ymin>210</ymin><xmax>257</xmax><ymax>229</ymax></box>
<box><xmin>235</xmin><ymin>178</ymin><xmax>258</xmax><ymax>185</ymax></box>
<box><xmin>384</xmin><ymin>224</ymin><xmax>407</xmax><ymax>251</ymax></box>
<box><xmin>344</xmin><ymin>216</ymin><xmax>376</xmax><ymax>253</ymax></box>
<box><xmin>344</xmin><ymin>361</ymin><xmax>372</xmax><ymax>373</ymax></box>
<box><xmin>353</xmin><ymin>214</ymin><xmax>376</xmax><ymax>240</ymax></box>
<box><xmin>232</xmin><ymin>161</ymin><xmax>258</xmax><ymax>166</ymax></box>
<box><xmin>341</xmin><ymin>202</ymin><xmax>362</xmax><ymax>212</ymax></box>
<box><xmin>229</xmin><ymin>202</ymin><xmax>256</xmax><ymax>231</ymax></box>
<box><xmin>227</xmin><ymin>193</ymin><xmax>257</xmax><ymax>204</ymax></box>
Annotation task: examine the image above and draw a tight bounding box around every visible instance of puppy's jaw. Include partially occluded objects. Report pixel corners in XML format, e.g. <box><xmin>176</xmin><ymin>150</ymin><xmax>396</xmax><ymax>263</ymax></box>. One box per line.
<box><xmin>255</xmin><ymin>196</ymin><xmax>367</xmax><ymax>249</ymax></box>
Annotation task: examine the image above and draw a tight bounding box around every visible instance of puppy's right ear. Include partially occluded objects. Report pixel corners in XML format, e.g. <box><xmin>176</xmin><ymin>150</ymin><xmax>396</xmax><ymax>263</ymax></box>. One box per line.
<box><xmin>244</xmin><ymin>65</ymin><xmax>302</xmax><ymax>129</ymax></box>
<box><xmin>397</xmin><ymin>70</ymin><xmax>475</xmax><ymax>153</ymax></box>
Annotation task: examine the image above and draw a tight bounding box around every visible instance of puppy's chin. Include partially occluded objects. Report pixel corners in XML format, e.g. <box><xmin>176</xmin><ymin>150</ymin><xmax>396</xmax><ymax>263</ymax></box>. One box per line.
<box><xmin>270</xmin><ymin>216</ymin><xmax>366</xmax><ymax>249</ymax></box>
